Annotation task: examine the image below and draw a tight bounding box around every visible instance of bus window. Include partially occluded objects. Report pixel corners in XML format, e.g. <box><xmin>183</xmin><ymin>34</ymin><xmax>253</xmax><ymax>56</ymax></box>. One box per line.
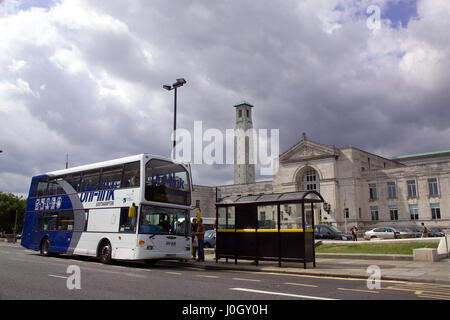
<box><xmin>65</xmin><ymin>173</ymin><xmax>81</xmax><ymax>192</ymax></box>
<box><xmin>145</xmin><ymin>159</ymin><xmax>190</xmax><ymax>205</ymax></box>
<box><xmin>80</xmin><ymin>170</ymin><xmax>101</xmax><ymax>192</ymax></box>
<box><xmin>57</xmin><ymin>211</ymin><xmax>74</xmax><ymax>231</ymax></box>
<box><xmin>123</xmin><ymin>162</ymin><xmax>140</xmax><ymax>188</ymax></box>
<box><xmin>38</xmin><ymin>213</ymin><xmax>58</xmax><ymax>231</ymax></box>
<box><xmin>34</xmin><ymin>180</ymin><xmax>48</xmax><ymax>197</ymax></box>
<box><xmin>47</xmin><ymin>179</ymin><xmax>65</xmax><ymax>196</ymax></box>
<box><xmin>119</xmin><ymin>207</ymin><xmax>137</xmax><ymax>233</ymax></box>
<box><xmin>99</xmin><ymin>166</ymin><xmax>123</xmax><ymax>190</ymax></box>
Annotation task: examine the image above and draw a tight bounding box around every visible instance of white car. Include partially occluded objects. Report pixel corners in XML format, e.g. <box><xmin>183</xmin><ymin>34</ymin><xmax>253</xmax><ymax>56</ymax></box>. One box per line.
<box><xmin>364</xmin><ymin>227</ymin><xmax>399</xmax><ymax>240</ymax></box>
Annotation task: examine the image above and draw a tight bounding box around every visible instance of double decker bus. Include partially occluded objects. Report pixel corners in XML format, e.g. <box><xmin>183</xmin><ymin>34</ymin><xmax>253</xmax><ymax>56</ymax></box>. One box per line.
<box><xmin>21</xmin><ymin>154</ymin><xmax>192</xmax><ymax>264</ymax></box>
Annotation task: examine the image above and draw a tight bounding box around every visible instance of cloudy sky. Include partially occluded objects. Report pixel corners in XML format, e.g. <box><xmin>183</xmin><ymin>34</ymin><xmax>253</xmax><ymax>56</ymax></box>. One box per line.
<box><xmin>1</xmin><ymin>0</ymin><xmax>449</xmax><ymax>196</ymax></box>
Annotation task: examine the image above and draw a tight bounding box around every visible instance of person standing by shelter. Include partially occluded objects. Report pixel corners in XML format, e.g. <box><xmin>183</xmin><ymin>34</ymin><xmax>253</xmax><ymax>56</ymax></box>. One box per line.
<box><xmin>196</xmin><ymin>218</ymin><xmax>206</xmax><ymax>262</ymax></box>
<box><xmin>191</xmin><ymin>218</ymin><xmax>198</xmax><ymax>260</ymax></box>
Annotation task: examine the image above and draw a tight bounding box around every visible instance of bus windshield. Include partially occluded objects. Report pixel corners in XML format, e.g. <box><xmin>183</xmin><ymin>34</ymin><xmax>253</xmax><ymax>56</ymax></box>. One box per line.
<box><xmin>145</xmin><ymin>159</ymin><xmax>191</xmax><ymax>206</ymax></box>
<box><xmin>139</xmin><ymin>205</ymin><xmax>189</xmax><ymax>236</ymax></box>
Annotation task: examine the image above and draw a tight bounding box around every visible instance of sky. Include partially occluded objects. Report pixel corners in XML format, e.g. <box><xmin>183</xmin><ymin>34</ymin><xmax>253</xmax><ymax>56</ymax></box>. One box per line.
<box><xmin>1</xmin><ymin>0</ymin><xmax>449</xmax><ymax>196</ymax></box>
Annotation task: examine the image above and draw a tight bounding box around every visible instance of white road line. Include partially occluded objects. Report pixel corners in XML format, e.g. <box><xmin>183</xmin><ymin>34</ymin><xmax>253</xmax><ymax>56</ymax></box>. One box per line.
<box><xmin>48</xmin><ymin>274</ymin><xmax>68</xmax><ymax>279</ymax></box>
<box><xmin>230</xmin><ymin>288</ymin><xmax>338</xmax><ymax>300</ymax></box>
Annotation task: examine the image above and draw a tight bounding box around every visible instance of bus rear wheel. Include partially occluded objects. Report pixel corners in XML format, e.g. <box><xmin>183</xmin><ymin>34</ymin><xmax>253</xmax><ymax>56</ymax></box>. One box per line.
<box><xmin>99</xmin><ymin>240</ymin><xmax>112</xmax><ymax>264</ymax></box>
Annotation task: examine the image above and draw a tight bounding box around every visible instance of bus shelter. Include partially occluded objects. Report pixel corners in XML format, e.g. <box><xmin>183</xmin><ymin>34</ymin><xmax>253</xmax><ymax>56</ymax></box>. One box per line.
<box><xmin>215</xmin><ymin>191</ymin><xmax>324</xmax><ymax>268</ymax></box>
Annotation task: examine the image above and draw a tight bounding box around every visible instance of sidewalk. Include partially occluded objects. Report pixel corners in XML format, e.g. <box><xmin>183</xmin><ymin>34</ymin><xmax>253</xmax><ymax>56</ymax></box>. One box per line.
<box><xmin>186</xmin><ymin>249</ymin><xmax>450</xmax><ymax>285</ymax></box>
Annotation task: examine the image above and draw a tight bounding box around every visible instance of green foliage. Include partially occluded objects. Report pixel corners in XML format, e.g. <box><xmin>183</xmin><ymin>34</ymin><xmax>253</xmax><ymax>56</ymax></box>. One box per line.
<box><xmin>0</xmin><ymin>192</ymin><xmax>27</xmax><ymax>234</ymax></box>
<box><xmin>315</xmin><ymin>242</ymin><xmax>439</xmax><ymax>255</ymax></box>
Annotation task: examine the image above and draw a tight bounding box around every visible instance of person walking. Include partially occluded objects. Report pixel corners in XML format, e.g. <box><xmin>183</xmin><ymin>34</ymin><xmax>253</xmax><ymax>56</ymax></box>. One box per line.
<box><xmin>196</xmin><ymin>218</ymin><xmax>206</xmax><ymax>262</ymax></box>
<box><xmin>421</xmin><ymin>222</ymin><xmax>428</xmax><ymax>238</ymax></box>
<box><xmin>351</xmin><ymin>225</ymin><xmax>358</xmax><ymax>241</ymax></box>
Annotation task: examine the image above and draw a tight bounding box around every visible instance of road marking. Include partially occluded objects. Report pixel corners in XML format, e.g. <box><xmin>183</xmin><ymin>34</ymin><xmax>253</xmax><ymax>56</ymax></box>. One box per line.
<box><xmin>383</xmin><ymin>283</ymin><xmax>450</xmax><ymax>300</ymax></box>
<box><xmin>48</xmin><ymin>274</ymin><xmax>68</xmax><ymax>279</ymax></box>
<box><xmin>165</xmin><ymin>272</ymin><xmax>182</xmax><ymax>275</ymax></box>
<box><xmin>230</xmin><ymin>288</ymin><xmax>338</xmax><ymax>300</ymax></box>
<box><xmin>417</xmin><ymin>294</ymin><xmax>450</xmax><ymax>300</ymax></box>
<box><xmin>232</xmin><ymin>277</ymin><xmax>261</xmax><ymax>282</ymax></box>
<box><xmin>338</xmin><ymin>288</ymin><xmax>379</xmax><ymax>294</ymax></box>
<box><xmin>285</xmin><ymin>282</ymin><xmax>318</xmax><ymax>288</ymax></box>
<box><xmin>197</xmin><ymin>275</ymin><xmax>220</xmax><ymax>279</ymax></box>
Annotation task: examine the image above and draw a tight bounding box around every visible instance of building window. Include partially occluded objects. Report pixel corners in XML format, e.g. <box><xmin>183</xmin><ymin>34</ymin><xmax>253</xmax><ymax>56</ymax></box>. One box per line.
<box><xmin>301</xmin><ymin>169</ymin><xmax>319</xmax><ymax>192</ymax></box>
<box><xmin>344</xmin><ymin>208</ymin><xmax>349</xmax><ymax>219</ymax></box>
<box><xmin>409</xmin><ymin>204</ymin><xmax>419</xmax><ymax>220</ymax></box>
<box><xmin>246</xmin><ymin>110</ymin><xmax>250</xmax><ymax>118</ymax></box>
<box><xmin>195</xmin><ymin>200</ymin><xmax>200</xmax><ymax>208</ymax></box>
<box><xmin>389</xmin><ymin>206</ymin><xmax>398</xmax><ymax>221</ymax></box>
<box><xmin>370</xmin><ymin>206</ymin><xmax>379</xmax><ymax>221</ymax></box>
<box><xmin>238</xmin><ymin>110</ymin><xmax>242</xmax><ymax>118</ymax></box>
<box><xmin>431</xmin><ymin>203</ymin><xmax>441</xmax><ymax>220</ymax></box>
<box><xmin>369</xmin><ymin>184</ymin><xmax>377</xmax><ymax>200</ymax></box>
<box><xmin>407</xmin><ymin>180</ymin><xmax>417</xmax><ymax>198</ymax></box>
<box><xmin>428</xmin><ymin>178</ymin><xmax>439</xmax><ymax>196</ymax></box>
<box><xmin>387</xmin><ymin>182</ymin><xmax>396</xmax><ymax>199</ymax></box>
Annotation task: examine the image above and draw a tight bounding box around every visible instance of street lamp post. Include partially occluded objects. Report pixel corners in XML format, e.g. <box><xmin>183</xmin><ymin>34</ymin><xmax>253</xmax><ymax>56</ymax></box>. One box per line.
<box><xmin>163</xmin><ymin>78</ymin><xmax>187</xmax><ymax>160</ymax></box>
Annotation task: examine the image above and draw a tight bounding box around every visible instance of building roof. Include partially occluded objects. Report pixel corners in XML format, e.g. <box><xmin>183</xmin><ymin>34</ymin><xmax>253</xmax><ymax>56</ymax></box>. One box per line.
<box><xmin>233</xmin><ymin>100</ymin><xmax>254</xmax><ymax>107</ymax></box>
<box><xmin>390</xmin><ymin>149</ymin><xmax>450</xmax><ymax>160</ymax></box>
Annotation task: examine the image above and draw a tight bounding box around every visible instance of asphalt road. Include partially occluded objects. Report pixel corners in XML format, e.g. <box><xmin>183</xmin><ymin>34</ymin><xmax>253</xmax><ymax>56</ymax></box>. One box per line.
<box><xmin>1</xmin><ymin>242</ymin><xmax>450</xmax><ymax>305</ymax></box>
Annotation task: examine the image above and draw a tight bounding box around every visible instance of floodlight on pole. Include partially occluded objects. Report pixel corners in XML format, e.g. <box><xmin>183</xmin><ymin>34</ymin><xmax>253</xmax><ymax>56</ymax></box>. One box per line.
<box><xmin>163</xmin><ymin>78</ymin><xmax>187</xmax><ymax>160</ymax></box>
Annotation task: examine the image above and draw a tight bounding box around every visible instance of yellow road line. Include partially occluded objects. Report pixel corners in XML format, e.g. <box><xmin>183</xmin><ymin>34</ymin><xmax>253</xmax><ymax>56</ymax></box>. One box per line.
<box><xmin>285</xmin><ymin>282</ymin><xmax>318</xmax><ymax>288</ymax></box>
<box><xmin>232</xmin><ymin>277</ymin><xmax>261</xmax><ymax>282</ymax></box>
<box><xmin>197</xmin><ymin>275</ymin><xmax>220</xmax><ymax>279</ymax></box>
<box><xmin>338</xmin><ymin>287</ymin><xmax>379</xmax><ymax>294</ymax></box>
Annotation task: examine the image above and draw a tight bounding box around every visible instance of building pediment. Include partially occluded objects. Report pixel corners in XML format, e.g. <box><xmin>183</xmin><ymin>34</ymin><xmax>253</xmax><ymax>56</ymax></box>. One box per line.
<box><xmin>280</xmin><ymin>138</ymin><xmax>338</xmax><ymax>163</ymax></box>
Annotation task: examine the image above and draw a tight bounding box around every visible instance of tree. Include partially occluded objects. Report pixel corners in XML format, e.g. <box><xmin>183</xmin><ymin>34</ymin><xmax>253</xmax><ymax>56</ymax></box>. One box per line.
<box><xmin>0</xmin><ymin>192</ymin><xmax>27</xmax><ymax>234</ymax></box>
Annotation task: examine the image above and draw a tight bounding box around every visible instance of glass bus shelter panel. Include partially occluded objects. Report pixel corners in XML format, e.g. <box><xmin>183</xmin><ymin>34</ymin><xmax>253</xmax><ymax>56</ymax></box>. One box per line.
<box><xmin>280</xmin><ymin>232</ymin><xmax>305</xmax><ymax>259</ymax></box>
<box><xmin>280</xmin><ymin>203</ymin><xmax>303</xmax><ymax>230</ymax></box>
<box><xmin>235</xmin><ymin>204</ymin><xmax>257</xmax><ymax>230</ymax></box>
<box><xmin>217</xmin><ymin>207</ymin><xmax>235</xmax><ymax>230</ymax></box>
<box><xmin>256</xmin><ymin>194</ymin><xmax>282</xmax><ymax>203</ymax></box>
<box><xmin>257</xmin><ymin>205</ymin><xmax>277</xmax><ymax>230</ymax></box>
<box><xmin>304</xmin><ymin>203</ymin><xmax>314</xmax><ymax>230</ymax></box>
<box><xmin>278</xmin><ymin>192</ymin><xmax>307</xmax><ymax>202</ymax></box>
<box><xmin>303</xmin><ymin>192</ymin><xmax>322</xmax><ymax>201</ymax></box>
<box><xmin>235</xmin><ymin>195</ymin><xmax>260</xmax><ymax>203</ymax></box>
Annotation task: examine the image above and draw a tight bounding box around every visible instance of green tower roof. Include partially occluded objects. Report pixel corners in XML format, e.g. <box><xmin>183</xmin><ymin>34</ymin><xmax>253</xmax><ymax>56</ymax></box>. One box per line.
<box><xmin>234</xmin><ymin>100</ymin><xmax>254</xmax><ymax>107</ymax></box>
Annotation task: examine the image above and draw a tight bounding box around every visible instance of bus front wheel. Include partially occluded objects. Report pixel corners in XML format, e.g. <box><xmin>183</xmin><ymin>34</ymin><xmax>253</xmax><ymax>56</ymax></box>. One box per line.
<box><xmin>99</xmin><ymin>240</ymin><xmax>112</xmax><ymax>264</ymax></box>
<box><xmin>40</xmin><ymin>238</ymin><xmax>50</xmax><ymax>256</ymax></box>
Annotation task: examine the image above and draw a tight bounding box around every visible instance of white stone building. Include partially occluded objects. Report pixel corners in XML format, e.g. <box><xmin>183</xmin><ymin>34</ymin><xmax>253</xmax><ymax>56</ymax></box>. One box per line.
<box><xmin>191</xmin><ymin>102</ymin><xmax>450</xmax><ymax>232</ymax></box>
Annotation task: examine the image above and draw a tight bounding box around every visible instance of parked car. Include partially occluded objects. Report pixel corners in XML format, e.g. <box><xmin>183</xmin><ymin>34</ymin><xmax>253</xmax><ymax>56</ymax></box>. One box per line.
<box><xmin>364</xmin><ymin>227</ymin><xmax>399</xmax><ymax>240</ymax></box>
<box><xmin>394</xmin><ymin>227</ymin><xmax>415</xmax><ymax>239</ymax></box>
<box><xmin>204</xmin><ymin>229</ymin><xmax>216</xmax><ymax>248</ymax></box>
<box><xmin>314</xmin><ymin>225</ymin><xmax>352</xmax><ymax>241</ymax></box>
<box><xmin>407</xmin><ymin>225</ymin><xmax>423</xmax><ymax>238</ymax></box>
<box><xmin>428</xmin><ymin>227</ymin><xmax>445</xmax><ymax>237</ymax></box>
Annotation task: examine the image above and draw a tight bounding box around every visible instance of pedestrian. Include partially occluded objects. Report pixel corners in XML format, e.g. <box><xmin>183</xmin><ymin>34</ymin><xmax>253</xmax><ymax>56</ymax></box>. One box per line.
<box><xmin>196</xmin><ymin>218</ymin><xmax>206</xmax><ymax>262</ymax></box>
<box><xmin>191</xmin><ymin>218</ymin><xmax>198</xmax><ymax>260</ymax></box>
<box><xmin>351</xmin><ymin>225</ymin><xmax>358</xmax><ymax>241</ymax></box>
<box><xmin>421</xmin><ymin>222</ymin><xmax>428</xmax><ymax>238</ymax></box>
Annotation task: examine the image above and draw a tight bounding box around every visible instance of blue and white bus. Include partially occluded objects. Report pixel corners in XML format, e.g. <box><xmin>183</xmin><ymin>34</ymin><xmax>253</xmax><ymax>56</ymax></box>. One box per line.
<box><xmin>21</xmin><ymin>154</ymin><xmax>192</xmax><ymax>264</ymax></box>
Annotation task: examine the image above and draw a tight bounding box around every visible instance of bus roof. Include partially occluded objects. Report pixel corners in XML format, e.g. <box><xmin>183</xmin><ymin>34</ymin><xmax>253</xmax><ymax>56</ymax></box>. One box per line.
<box><xmin>43</xmin><ymin>154</ymin><xmax>179</xmax><ymax>177</ymax></box>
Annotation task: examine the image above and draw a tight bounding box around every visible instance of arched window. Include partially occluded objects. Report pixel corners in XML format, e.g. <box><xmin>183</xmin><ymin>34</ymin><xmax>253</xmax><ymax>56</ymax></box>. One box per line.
<box><xmin>301</xmin><ymin>168</ymin><xmax>319</xmax><ymax>192</ymax></box>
